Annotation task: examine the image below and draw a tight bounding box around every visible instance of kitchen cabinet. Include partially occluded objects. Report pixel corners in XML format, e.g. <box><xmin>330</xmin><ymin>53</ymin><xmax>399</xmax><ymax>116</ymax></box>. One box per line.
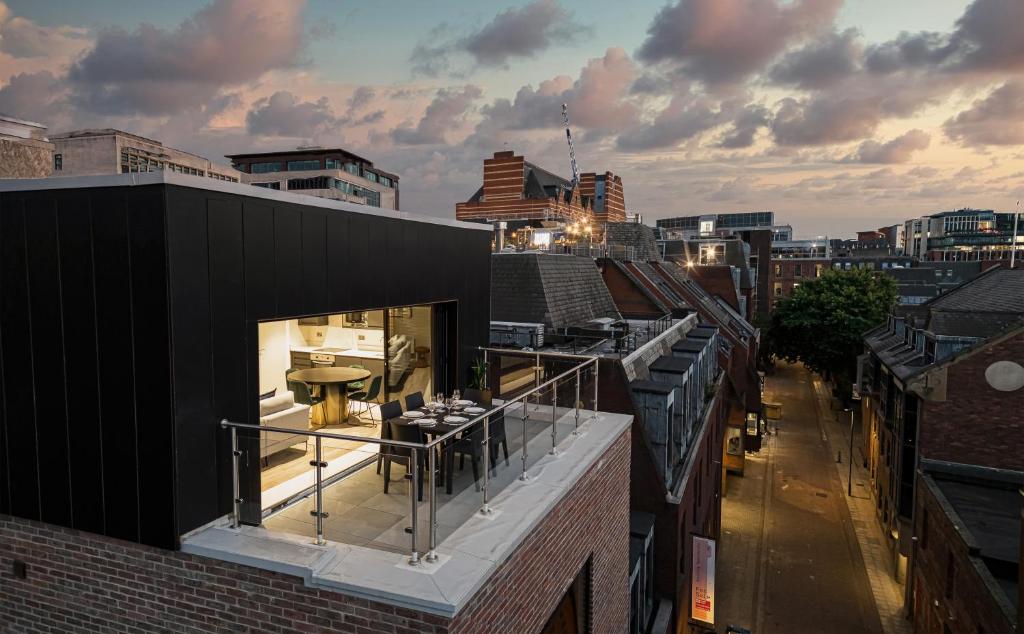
<box><xmin>297</xmin><ymin>315</ymin><xmax>328</xmax><ymax>326</ymax></box>
<box><xmin>289</xmin><ymin>351</ymin><xmax>312</xmax><ymax>369</ymax></box>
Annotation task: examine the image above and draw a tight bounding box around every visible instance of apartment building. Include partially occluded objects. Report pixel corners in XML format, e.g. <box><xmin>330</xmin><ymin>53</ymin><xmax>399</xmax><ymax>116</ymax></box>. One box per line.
<box><xmin>227</xmin><ymin>147</ymin><xmax>399</xmax><ymax>210</ymax></box>
<box><xmin>903</xmin><ymin>209</ymin><xmax>1022</xmax><ymax>262</ymax></box>
<box><xmin>860</xmin><ymin>268</ymin><xmax>1024</xmax><ymax>589</ymax></box>
<box><xmin>0</xmin><ymin>173</ymin><xmax>632</xmax><ymax>633</ymax></box>
<box><xmin>51</xmin><ymin>128</ymin><xmax>240</xmax><ymax>181</ymax></box>
<box><xmin>456</xmin><ymin>150</ymin><xmax>626</xmax><ymax>231</ymax></box>
<box><xmin>0</xmin><ymin>115</ymin><xmax>53</xmax><ymax>178</ymax></box>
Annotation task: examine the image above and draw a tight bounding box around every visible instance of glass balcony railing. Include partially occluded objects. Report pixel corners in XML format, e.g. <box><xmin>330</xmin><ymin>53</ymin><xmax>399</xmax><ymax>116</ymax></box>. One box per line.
<box><xmin>221</xmin><ymin>351</ymin><xmax>601</xmax><ymax>565</ymax></box>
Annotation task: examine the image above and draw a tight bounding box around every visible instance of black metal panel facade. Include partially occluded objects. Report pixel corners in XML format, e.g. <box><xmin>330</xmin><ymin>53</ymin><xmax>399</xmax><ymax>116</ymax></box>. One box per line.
<box><xmin>0</xmin><ymin>182</ymin><xmax>492</xmax><ymax>549</ymax></box>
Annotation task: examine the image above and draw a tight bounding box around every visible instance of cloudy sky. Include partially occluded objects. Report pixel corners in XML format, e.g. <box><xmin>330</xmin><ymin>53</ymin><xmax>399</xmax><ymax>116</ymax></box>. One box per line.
<box><xmin>2</xmin><ymin>0</ymin><xmax>1023</xmax><ymax>237</ymax></box>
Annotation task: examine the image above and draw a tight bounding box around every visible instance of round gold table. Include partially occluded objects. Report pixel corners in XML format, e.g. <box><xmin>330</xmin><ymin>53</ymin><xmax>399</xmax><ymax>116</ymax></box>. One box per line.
<box><xmin>288</xmin><ymin>367</ymin><xmax>372</xmax><ymax>426</ymax></box>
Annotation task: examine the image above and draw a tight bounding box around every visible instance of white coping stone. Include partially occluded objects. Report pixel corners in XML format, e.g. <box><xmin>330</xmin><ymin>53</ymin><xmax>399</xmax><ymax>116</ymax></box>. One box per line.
<box><xmin>181</xmin><ymin>409</ymin><xmax>632</xmax><ymax>618</ymax></box>
<box><xmin>0</xmin><ymin>171</ymin><xmax>491</xmax><ymax>233</ymax></box>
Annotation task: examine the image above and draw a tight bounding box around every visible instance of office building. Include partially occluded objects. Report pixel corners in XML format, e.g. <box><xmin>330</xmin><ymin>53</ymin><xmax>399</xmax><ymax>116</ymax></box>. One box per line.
<box><xmin>51</xmin><ymin>128</ymin><xmax>240</xmax><ymax>181</ymax></box>
<box><xmin>227</xmin><ymin>147</ymin><xmax>399</xmax><ymax>209</ymax></box>
<box><xmin>903</xmin><ymin>209</ymin><xmax>1022</xmax><ymax>262</ymax></box>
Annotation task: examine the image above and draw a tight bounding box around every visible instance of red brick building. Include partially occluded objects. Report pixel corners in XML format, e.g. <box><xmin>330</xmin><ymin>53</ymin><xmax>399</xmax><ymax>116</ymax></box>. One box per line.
<box><xmin>456</xmin><ymin>151</ymin><xmax>625</xmax><ymax>225</ymax></box>
<box><xmin>861</xmin><ymin>267</ymin><xmax>1024</xmax><ymax>603</ymax></box>
<box><xmin>910</xmin><ymin>462</ymin><xmax>1020</xmax><ymax>634</ymax></box>
<box><xmin>769</xmin><ymin>259</ymin><xmax>829</xmax><ymax>307</ymax></box>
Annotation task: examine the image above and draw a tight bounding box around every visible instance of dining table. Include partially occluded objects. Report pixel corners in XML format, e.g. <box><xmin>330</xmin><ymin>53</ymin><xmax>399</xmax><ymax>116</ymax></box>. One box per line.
<box><xmin>388</xmin><ymin>402</ymin><xmax>486</xmax><ymax>494</ymax></box>
<box><xmin>288</xmin><ymin>367</ymin><xmax>372</xmax><ymax>427</ymax></box>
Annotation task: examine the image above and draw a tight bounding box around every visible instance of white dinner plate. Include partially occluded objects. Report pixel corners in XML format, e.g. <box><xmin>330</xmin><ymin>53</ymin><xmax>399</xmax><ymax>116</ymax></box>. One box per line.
<box><xmin>455</xmin><ymin>399</ymin><xmax>474</xmax><ymax>406</ymax></box>
<box><xmin>444</xmin><ymin>415</ymin><xmax>469</xmax><ymax>423</ymax></box>
<box><xmin>464</xmin><ymin>406</ymin><xmax>486</xmax><ymax>414</ymax></box>
<box><xmin>402</xmin><ymin>410</ymin><xmax>424</xmax><ymax>418</ymax></box>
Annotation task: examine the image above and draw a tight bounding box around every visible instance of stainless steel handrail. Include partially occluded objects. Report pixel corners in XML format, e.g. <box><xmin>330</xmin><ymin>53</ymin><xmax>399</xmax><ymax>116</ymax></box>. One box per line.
<box><xmin>220</xmin><ymin>350</ymin><xmax>601</xmax><ymax>563</ymax></box>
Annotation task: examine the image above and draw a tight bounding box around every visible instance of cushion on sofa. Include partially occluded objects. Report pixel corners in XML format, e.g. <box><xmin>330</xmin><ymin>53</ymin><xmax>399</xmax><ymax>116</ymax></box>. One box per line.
<box><xmin>259</xmin><ymin>391</ymin><xmax>295</xmax><ymax>417</ymax></box>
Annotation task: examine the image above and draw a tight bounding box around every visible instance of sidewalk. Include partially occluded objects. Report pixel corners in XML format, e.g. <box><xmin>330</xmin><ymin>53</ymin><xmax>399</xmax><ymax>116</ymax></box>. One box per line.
<box><xmin>810</xmin><ymin>376</ymin><xmax>912</xmax><ymax>634</ymax></box>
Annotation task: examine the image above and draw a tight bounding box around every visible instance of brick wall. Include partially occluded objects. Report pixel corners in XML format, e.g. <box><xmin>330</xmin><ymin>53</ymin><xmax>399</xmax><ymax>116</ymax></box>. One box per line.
<box><xmin>0</xmin><ymin>431</ymin><xmax>630</xmax><ymax>634</ymax></box>
<box><xmin>450</xmin><ymin>430</ymin><xmax>631</xmax><ymax>634</ymax></box>
<box><xmin>911</xmin><ymin>478</ymin><xmax>1015</xmax><ymax>634</ymax></box>
<box><xmin>918</xmin><ymin>331</ymin><xmax>1024</xmax><ymax>470</ymax></box>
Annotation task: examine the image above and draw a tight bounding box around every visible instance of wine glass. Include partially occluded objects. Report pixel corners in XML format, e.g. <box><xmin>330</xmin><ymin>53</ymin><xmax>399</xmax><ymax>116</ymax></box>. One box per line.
<box><xmin>436</xmin><ymin>392</ymin><xmax>444</xmax><ymax>410</ymax></box>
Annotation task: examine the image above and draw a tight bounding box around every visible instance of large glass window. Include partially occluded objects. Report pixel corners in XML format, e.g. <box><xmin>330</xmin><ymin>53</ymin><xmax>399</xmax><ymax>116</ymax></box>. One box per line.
<box><xmin>325</xmin><ymin>158</ymin><xmax>343</xmax><ymax>169</ymax></box>
<box><xmin>287</xmin><ymin>159</ymin><xmax>322</xmax><ymax>171</ymax></box>
<box><xmin>363</xmin><ymin>189</ymin><xmax>381</xmax><ymax>207</ymax></box>
<box><xmin>364</xmin><ymin>170</ymin><xmax>378</xmax><ymax>183</ymax></box>
<box><xmin>251</xmin><ymin>162</ymin><xmax>282</xmax><ymax>173</ymax></box>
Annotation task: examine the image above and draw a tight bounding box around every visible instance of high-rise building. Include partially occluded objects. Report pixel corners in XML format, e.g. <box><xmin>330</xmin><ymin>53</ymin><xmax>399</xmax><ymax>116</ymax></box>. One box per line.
<box><xmin>226</xmin><ymin>147</ymin><xmax>399</xmax><ymax>210</ymax></box>
<box><xmin>51</xmin><ymin>128</ymin><xmax>240</xmax><ymax>181</ymax></box>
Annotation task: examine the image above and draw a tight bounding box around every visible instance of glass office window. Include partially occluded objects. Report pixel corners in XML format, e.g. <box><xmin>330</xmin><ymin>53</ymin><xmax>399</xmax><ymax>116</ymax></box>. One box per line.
<box><xmin>251</xmin><ymin>162</ymin><xmax>282</xmax><ymax>173</ymax></box>
<box><xmin>363</xmin><ymin>189</ymin><xmax>381</xmax><ymax>207</ymax></box>
<box><xmin>325</xmin><ymin>158</ymin><xmax>343</xmax><ymax>169</ymax></box>
<box><xmin>364</xmin><ymin>171</ymin><xmax>378</xmax><ymax>183</ymax></box>
<box><xmin>345</xmin><ymin>163</ymin><xmax>360</xmax><ymax>175</ymax></box>
<box><xmin>287</xmin><ymin>159</ymin><xmax>322</xmax><ymax>171</ymax></box>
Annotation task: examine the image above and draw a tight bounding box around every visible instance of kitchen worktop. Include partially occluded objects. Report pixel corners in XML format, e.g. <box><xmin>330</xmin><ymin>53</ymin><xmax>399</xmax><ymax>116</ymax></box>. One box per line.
<box><xmin>291</xmin><ymin>346</ymin><xmax>384</xmax><ymax>360</ymax></box>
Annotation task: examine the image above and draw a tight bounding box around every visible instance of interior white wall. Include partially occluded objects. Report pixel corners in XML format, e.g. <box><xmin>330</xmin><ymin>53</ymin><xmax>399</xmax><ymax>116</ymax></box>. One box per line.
<box><xmin>258</xmin><ymin>320</ymin><xmax>293</xmax><ymax>395</ymax></box>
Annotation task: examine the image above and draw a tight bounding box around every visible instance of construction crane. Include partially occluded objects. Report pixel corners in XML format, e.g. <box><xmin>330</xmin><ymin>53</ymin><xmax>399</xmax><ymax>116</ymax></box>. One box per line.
<box><xmin>561</xmin><ymin>103</ymin><xmax>580</xmax><ymax>188</ymax></box>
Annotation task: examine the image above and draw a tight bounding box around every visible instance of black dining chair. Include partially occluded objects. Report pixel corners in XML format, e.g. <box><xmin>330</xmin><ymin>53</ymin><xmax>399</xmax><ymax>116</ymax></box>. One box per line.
<box><xmin>383</xmin><ymin>421</ymin><xmax>426</xmax><ymax>501</ymax></box>
<box><xmin>350</xmin><ymin>376</ymin><xmax>383</xmax><ymax>425</ymax></box>
<box><xmin>404</xmin><ymin>391</ymin><xmax>425</xmax><ymax>411</ymax></box>
<box><xmin>286</xmin><ymin>367</ymin><xmax>326</xmax><ymax>421</ymax></box>
<box><xmin>487</xmin><ymin>410</ymin><xmax>509</xmax><ymax>470</ymax></box>
<box><xmin>376</xmin><ymin>400</ymin><xmax>403</xmax><ymax>474</ymax></box>
<box><xmin>450</xmin><ymin>425</ymin><xmax>486</xmax><ymax>493</ymax></box>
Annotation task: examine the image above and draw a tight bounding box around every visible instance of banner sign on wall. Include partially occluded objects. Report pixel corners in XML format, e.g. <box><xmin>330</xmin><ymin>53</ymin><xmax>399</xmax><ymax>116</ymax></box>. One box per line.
<box><xmin>691</xmin><ymin>535</ymin><xmax>716</xmax><ymax>626</ymax></box>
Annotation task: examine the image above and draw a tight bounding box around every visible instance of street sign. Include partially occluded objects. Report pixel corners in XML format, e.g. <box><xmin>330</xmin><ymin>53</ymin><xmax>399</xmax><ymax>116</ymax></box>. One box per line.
<box><xmin>691</xmin><ymin>535</ymin><xmax>716</xmax><ymax>626</ymax></box>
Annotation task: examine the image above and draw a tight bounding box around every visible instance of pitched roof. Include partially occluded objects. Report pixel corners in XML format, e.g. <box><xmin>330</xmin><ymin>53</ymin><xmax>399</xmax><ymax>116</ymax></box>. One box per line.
<box><xmin>490</xmin><ymin>253</ymin><xmax>621</xmax><ymax>329</ymax></box>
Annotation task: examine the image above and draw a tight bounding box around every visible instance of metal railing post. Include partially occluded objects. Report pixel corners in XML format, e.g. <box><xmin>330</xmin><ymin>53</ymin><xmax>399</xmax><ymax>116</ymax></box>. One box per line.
<box><xmin>481</xmin><ymin>415</ymin><xmax>492</xmax><ymax>514</ymax></box>
<box><xmin>229</xmin><ymin>424</ymin><xmax>241</xmax><ymax>529</ymax></box>
<box><xmin>520</xmin><ymin>396</ymin><xmax>530</xmax><ymax>481</ymax></box>
<box><xmin>550</xmin><ymin>381</ymin><xmax>558</xmax><ymax>455</ymax></box>
<box><xmin>309</xmin><ymin>436</ymin><xmax>327</xmax><ymax>545</ymax></box>
<box><xmin>592</xmin><ymin>358</ymin><xmax>600</xmax><ymax>420</ymax></box>
<box><xmin>574</xmin><ymin>368</ymin><xmax>581</xmax><ymax>435</ymax></box>
<box><xmin>409</xmin><ymin>447</ymin><xmax>421</xmax><ymax>565</ymax></box>
<box><xmin>426</xmin><ymin>447</ymin><xmax>438</xmax><ymax>562</ymax></box>
<box><xmin>535</xmin><ymin>352</ymin><xmax>541</xmax><ymax>388</ymax></box>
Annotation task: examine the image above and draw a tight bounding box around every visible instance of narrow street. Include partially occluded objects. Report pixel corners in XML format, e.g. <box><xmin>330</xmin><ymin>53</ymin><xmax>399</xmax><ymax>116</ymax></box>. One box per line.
<box><xmin>717</xmin><ymin>362</ymin><xmax>884</xmax><ymax>634</ymax></box>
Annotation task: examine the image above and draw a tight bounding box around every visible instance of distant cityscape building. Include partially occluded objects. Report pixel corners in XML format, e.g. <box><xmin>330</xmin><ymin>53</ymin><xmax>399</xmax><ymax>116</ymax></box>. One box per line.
<box><xmin>830</xmin><ymin>225</ymin><xmax>900</xmax><ymax>258</ymax></box>
<box><xmin>0</xmin><ymin>114</ymin><xmax>54</xmax><ymax>178</ymax></box>
<box><xmin>226</xmin><ymin>147</ymin><xmax>398</xmax><ymax>209</ymax></box>
<box><xmin>903</xmin><ymin>209</ymin><xmax>1022</xmax><ymax>262</ymax></box>
<box><xmin>456</xmin><ymin>150</ymin><xmax>626</xmax><ymax>228</ymax></box>
<box><xmin>51</xmin><ymin>129</ymin><xmax>240</xmax><ymax>182</ymax></box>
<box><xmin>769</xmin><ymin>238</ymin><xmax>831</xmax><ymax>307</ymax></box>
<box><xmin>656</xmin><ymin>211</ymin><xmax>791</xmax><ymax>242</ymax></box>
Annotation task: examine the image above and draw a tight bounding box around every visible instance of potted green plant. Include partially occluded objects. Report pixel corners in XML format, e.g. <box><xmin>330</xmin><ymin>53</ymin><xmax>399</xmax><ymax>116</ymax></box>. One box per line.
<box><xmin>469</xmin><ymin>357</ymin><xmax>492</xmax><ymax>402</ymax></box>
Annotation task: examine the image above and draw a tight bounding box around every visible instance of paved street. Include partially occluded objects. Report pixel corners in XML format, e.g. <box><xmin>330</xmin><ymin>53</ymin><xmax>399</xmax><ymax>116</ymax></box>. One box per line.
<box><xmin>717</xmin><ymin>362</ymin><xmax>884</xmax><ymax>634</ymax></box>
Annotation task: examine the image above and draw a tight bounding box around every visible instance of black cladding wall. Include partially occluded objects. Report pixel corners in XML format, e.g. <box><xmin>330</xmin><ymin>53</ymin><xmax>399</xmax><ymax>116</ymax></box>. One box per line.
<box><xmin>0</xmin><ymin>182</ymin><xmax>492</xmax><ymax>549</ymax></box>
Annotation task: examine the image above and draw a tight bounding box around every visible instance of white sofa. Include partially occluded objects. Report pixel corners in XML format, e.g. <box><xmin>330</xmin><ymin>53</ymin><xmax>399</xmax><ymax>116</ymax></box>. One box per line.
<box><xmin>259</xmin><ymin>391</ymin><xmax>311</xmax><ymax>459</ymax></box>
<box><xmin>387</xmin><ymin>335</ymin><xmax>415</xmax><ymax>387</ymax></box>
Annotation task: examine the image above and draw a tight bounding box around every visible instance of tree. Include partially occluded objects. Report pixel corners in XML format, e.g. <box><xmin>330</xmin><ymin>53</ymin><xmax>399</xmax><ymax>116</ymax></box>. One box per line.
<box><xmin>763</xmin><ymin>268</ymin><xmax>897</xmax><ymax>400</ymax></box>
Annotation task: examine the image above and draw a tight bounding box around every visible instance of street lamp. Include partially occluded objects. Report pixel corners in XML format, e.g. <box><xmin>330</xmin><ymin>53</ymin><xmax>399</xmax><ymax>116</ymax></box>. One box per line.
<box><xmin>843</xmin><ymin>407</ymin><xmax>854</xmax><ymax>496</ymax></box>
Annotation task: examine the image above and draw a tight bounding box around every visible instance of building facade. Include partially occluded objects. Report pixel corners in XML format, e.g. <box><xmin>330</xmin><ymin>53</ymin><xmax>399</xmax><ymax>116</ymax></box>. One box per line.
<box><xmin>903</xmin><ymin>209</ymin><xmax>1022</xmax><ymax>262</ymax></box>
<box><xmin>455</xmin><ymin>150</ymin><xmax>626</xmax><ymax>227</ymax></box>
<box><xmin>226</xmin><ymin>147</ymin><xmax>398</xmax><ymax>209</ymax></box>
<box><xmin>0</xmin><ymin>115</ymin><xmax>54</xmax><ymax>179</ymax></box>
<box><xmin>861</xmin><ymin>269</ymin><xmax>1024</xmax><ymax>590</ymax></box>
<box><xmin>0</xmin><ymin>172</ymin><xmax>635</xmax><ymax>632</ymax></box>
<box><xmin>51</xmin><ymin>128</ymin><xmax>240</xmax><ymax>181</ymax></box>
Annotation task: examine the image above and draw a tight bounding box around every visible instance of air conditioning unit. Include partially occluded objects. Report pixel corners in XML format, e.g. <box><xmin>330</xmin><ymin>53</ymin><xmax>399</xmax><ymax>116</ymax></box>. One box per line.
<box><xmin>490</xmin><ymin>321</ymin><xmax>545</xmax><ymax>348</ymax></box>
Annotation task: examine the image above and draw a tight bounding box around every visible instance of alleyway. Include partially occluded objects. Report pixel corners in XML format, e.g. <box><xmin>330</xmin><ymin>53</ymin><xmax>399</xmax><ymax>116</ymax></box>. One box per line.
<box><xmin>717</xmin><ymin>362</ymin><xmax>885</xmax><ymax>634</ymax></box>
